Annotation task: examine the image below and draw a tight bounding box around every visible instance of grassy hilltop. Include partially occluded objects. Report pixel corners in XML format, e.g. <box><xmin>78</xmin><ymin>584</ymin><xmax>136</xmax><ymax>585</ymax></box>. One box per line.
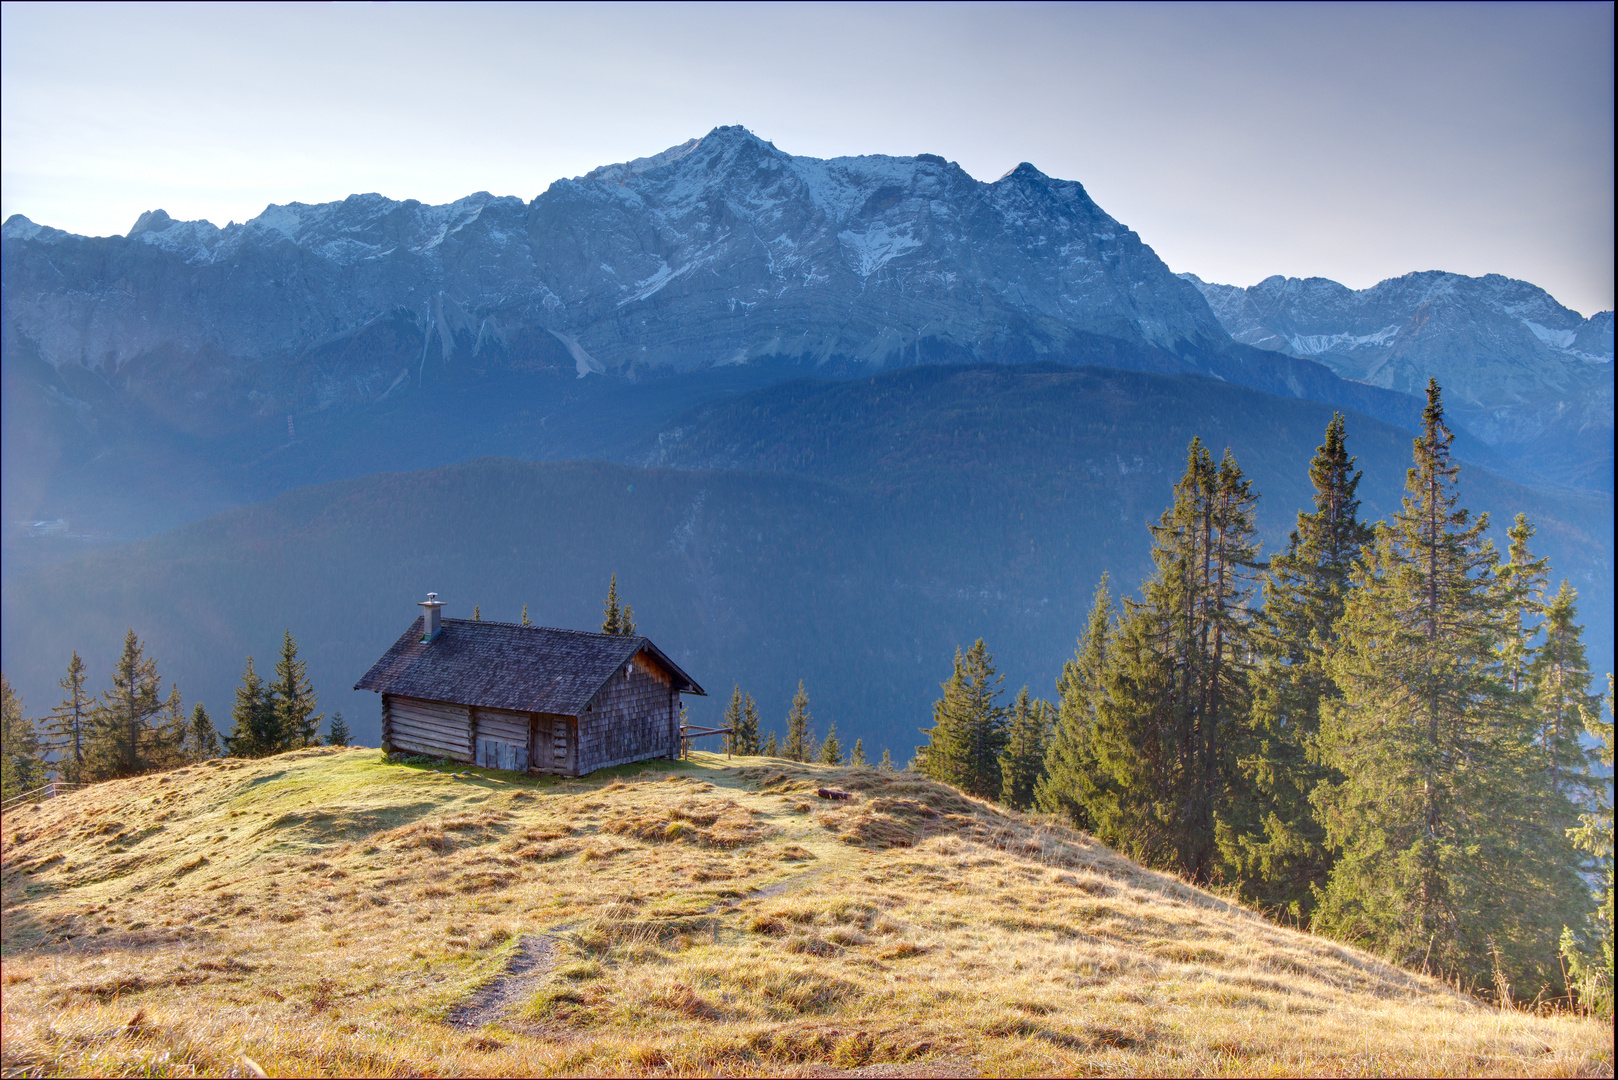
<box><xmin>1</xmin><ymin>748</ymin><xmax>1610</xmax><ymax>1078</ymax></box>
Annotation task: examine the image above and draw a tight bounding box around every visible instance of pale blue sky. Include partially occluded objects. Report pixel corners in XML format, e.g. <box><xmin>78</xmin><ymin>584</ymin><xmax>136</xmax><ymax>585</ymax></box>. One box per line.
<box><xmin>2</xmin><ymin>1</ymin><xmax>1612</xmax><ymax>314</ymax></box>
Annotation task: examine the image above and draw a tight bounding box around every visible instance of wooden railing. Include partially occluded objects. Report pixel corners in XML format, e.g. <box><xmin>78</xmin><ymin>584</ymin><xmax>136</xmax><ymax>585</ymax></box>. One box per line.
<box><xmin>678</xmin><ymin>725</ymin><xmax>735</xmax><ymax>760</ymax></box>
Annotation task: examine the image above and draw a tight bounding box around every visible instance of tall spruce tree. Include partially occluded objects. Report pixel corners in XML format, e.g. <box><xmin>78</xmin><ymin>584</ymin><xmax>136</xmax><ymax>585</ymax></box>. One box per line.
<box><xmin>87</xmin><ymin>630</ymin><xmax>181</xmax><ymax>779</ymax></box>
<box><xmin>225</xmin><ymin>656</ymin><xmax>278</xmax><ymax>757</ymax></box>
<box><xmin>917</xmin><ymin>640</ymin><xmax>1008</xmax><ymax>800</ymax></box>
<box><xmin>1035</xmin><ymin>575</ymin><xmax>1114</xmax><ymax>827</ymax></box>
<box><xmin>999</xmin><ymin>687</ymin><xmax>1051</xmax><ymax>810</ymax></box>
<box><xmin>783</xmin><ymin>682</ymin><xmax>814</xmax><ymax>762</ymax></box>
<box><xmin>273</xmin><ymin>629</ymin><xmax>323</xmax><ymax>749</ymax></box>
<box><xmin>1313</xmin><ymin>379</ymin><xmax>1584</xmax><ymax>994</ymax></box>
<box><xmin>43</xmin><ymin>651</ymin><xmax>93</xmax><ymax>782</ymax></box>
<box><xmin>1234</xmin><ymin>413</ymin><xmax>1372</xmax><ymax>917</ymax></box>
<box><xmin>1</xmin><ymin>675</ymin><xmax>45</xmax><ymax>798</ymax></box>
<box><xmin>1082</xmin><ymin>441</ymin><xmax>1264</xmax><ymax>881</ymax></box>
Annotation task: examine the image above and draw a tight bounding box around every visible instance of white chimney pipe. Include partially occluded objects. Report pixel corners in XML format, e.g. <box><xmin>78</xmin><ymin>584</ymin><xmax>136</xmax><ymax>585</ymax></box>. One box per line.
<box><xmin>419</xmin><ymin>592</ymin><xmax>444</xmax><ymax>641</ymax></box>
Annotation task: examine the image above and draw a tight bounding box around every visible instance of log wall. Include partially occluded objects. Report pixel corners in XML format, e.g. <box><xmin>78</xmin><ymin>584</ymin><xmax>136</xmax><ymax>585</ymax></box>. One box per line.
<box><xmin>384</xmin><ymin>695</ymin><xmax>475</xmax><ymax>762</ymax></box>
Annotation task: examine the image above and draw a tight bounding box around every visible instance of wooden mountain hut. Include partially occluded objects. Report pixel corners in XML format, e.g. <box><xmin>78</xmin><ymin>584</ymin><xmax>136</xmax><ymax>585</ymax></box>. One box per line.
<box><xmin>355</xmin><ymin>594</ymin><xmax>706</xmax><ymax>776</ymax></box>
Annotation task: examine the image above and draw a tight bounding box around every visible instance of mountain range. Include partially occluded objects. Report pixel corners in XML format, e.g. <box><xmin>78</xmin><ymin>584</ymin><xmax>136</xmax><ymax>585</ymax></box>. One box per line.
<box><xmin>1</xmin><ymin>126</ymin><xmax>1611</xmax><ymax>750</ymax></box>
<box><xmin>1183</xmin><ymin>271</ymin><xmax>1612</xmax><ymax>488</ymax></box>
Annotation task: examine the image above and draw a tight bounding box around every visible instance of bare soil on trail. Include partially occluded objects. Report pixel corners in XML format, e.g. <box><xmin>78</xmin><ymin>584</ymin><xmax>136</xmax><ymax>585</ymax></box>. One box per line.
<box><xmin>447</xmin><ymin>935</ymin><xmax>556</xmax><ymax>1028</ymax></box>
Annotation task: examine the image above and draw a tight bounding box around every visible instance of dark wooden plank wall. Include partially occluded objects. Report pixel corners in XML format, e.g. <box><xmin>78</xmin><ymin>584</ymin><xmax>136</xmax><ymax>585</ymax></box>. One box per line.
<box><xmin>577</xmin><ymin>651</ymin><xmax>678</xmax><ymax>774</ymax></box>
<box><xmin>474</xmin><ymin>706</ymin><xmax>531</xmax><ymax>771</ymax></box>
<box><xmin>386</xmin><ymin>695</ymin><xmax>475</xmax><ymax>761</ymax></box>
<box><xmin>530</xmin><ymin>713</ymin><xmax>575</xmax><ymax>775</ymax></box>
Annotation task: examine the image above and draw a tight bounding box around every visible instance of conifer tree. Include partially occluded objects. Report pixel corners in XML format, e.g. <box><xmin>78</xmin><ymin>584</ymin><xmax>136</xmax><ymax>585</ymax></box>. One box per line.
<box><xmin>1496</xmin><ymin>514</ymin><xmax>1549</xmax><ymax>692</ymax></box>
<box><xmin>740</xmin><ymin>693</ymin><xmax>761</xmax><ymax>755</ymax></box>
<box><xmin>819</xmin><ymin>721</ymin><xmax>843</xmax><ymax>765</ymax></box>
<box><xmin>1314</xmin><ymin>379</ymin><xmax>1583</xmax><ymax>992</ymax></box>
<box><xmin>999</xmin><ymin>687</ymin><xmax>1051</xmax><ymax>810</ymax></box>
<box><xmin>43</xmin><ymin>651</ymin><xmax>92</xmax><ymax>782</ymax></box>
<box><xmin>224</xmin><ymin>656</ymin><xmax>277</xmax><ymax>758</ymax></box>
<box><xmin>917</xmin><ymin>640</ymin><xmax>1008</xmax><ymax>800</ymax></box>
<box><xmin>1082</xmin><ymin>441</ymin><xmax>1264</xmax><ymax>881</ymax></box>
<box><xmin>601</xmin><ymin>575</ymin><xmax>635</xmax><ymax>634</ymax></box>
<box><xmin>87</xmin><ymin>630</ymin><xmax>181</xmax><ymax>779</ymax></box>
<box><xmin>1</xmin><ymin>675</ymin><xmax>44</xmax><ymax>798</ymax></box>
<box><xmin>851</xmin><ymin>738</ymin><xmax>867</xmax><ymax>766</ymax></box>
<box><xmin>473</xmin><ymin>605</ymin><xmax>481</xmax><ymax>621</ymax></box>
<box><xmin>784</xmin><ymin>681</ymin><xmax>814</xmax><ymax>762</ymax></box>
<box><xmin>273</xmin><ymin>629</ymin><xmax>323</xmax><ymax>749</ymax></box>
<box><xmin>1035</xmin><ymin>575</ymin><xmax>1114</xmax><ymax>826</ymax></box>
<box><xmin>1235</xmin><ymin>413</ymin><xmax>1372</xmax><ymax>917</ymax></box>
<box><xmin>1530</xmin><ymin>581</ymin><xmax>1599</xmax><ymax>802</ymax></box>
<box><xmin>723</xmin><ymin>686</ymin><xmax>745</xmax><ymax>755</ymax></box>
<box><xmin>521</xmin><ymin>604</ymin><xmax>532</xmax><ymax>627</ymax></box>
<box><xmin>879</xmin><ymin>747</ymin><xmax>893</xmax><ymax>771</ymax></box>
<box><xmin>187</xmin><ymin>704</ymin><xmax>221</xmax><ymax>761</ymax></box>
<box><xmin>1561</xmin><ymin>675</ymin><xmax>1613</xmax><ymax>1017</ymax></box>
<box><xmin>762</xmin><ymin>730</ymin><xmax>779</xmax><ymax>757</ymax></box>
<box><xmin>326</xmin><ymin>712</ymin><xmax>351</xmax><ymax>747</ymax></box>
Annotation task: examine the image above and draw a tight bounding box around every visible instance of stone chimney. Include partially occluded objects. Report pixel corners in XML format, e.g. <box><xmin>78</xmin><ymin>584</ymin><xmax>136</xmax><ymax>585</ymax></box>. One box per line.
<box><xmin>419</xmin><ymin>592</ymin><xmax>445</xmax><ymax>641</ymax></box>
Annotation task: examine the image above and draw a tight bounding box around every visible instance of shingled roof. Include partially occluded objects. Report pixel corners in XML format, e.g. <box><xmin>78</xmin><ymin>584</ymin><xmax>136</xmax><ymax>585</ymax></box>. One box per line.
<box><xmin>354</xmin><ymin>618</ymin><xmax>705</xmax><ymax>715</ymax></box>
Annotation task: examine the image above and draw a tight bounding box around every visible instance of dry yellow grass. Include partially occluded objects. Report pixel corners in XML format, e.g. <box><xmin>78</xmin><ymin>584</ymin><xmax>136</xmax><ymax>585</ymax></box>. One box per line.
<box><xmin>1</xmin><ymin>747</ymin><xmax>1610</xmax><ymax>1077</ymax></box>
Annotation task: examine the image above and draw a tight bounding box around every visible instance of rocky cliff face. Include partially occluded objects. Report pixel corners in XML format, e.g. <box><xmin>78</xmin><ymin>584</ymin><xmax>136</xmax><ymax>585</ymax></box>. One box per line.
<box><xmin>2</xmin><ymin>126</ymin><xmax>1248</xmax><ymax>415</ymax></box>
<box><xmin>2</xmin><ymin>125</ymin><xmax>1604</xmax><ymax>496</ymax></box>
<box><xmin>1182</xmin><ymin>271</ymin><xmax>1613</xmax><ymax>486</ymax></box>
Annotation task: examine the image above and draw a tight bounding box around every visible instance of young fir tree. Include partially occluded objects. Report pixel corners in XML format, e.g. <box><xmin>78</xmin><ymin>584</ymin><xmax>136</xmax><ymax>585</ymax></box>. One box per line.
<box><xmin>917</xmin><ymin>639</ymin><xmax>1008</xmax><ymax>800</ymax></box>
<box><xmin>1</xmin><ymin>675</ymin><xmax>45</xmax><ymax>799</ymax></box>
<box><xmin>783</xmin><ymin>681</ymin><xmax>814</xmax><ymax>762</ymax></box>
<box><xmin>739</xmin><ymin>693</ymin><xmax>761</xmax><ymax>755</ymax></box>
<box><xmin>521</xmin><ymin>604</ymin><xmax>532</xmax><ymax>627</ymax></box>
<box><xmin>326</xmin><ymin>712</ymin><xmax>352</xmax><ymax>747</ymax></box>
<box><xmin>187</xmin><ymin>704</ymin><xmax>221</xmax><ymax>761</ymax></box>
<box><xmin>473</xmin><ymin>605</ymin><xmax>481</xmax><ymax>621</ymax></box>
<box><xmin>1083</xmin><ymin>441</ymin><xmax>1264</xmax><ymax>882</ymax></box>
<box><xmin>43</xmin><ymin>651</ymin><xmax>93</xmax><ymax>783</ymax></box>
<box><xmin>1234</xmin><ymin>413</ymin><xmax>1372</xmax><ymax>918</ymax></box>
<box><xmin>1313</xmin><ymin>379</ymin><xmax>1585</xmax><ymax>994</ymax></box>
<box><xmin>601</xmin><ymin>575</ymin><xmax>636</xmax><ymax>635</ymax></box>
<box><xmin>273</xmin><ymin>629</ymin><xmax>323</xmax><ymax>749</ymax></box>
<box><xmin>879</xmin><ymin>747</ymin><xmax>893</xmax><ymax>771</ymax></box>
<box><xmin>761</xmin><ymin>730</ymin><xmax>780</xmax><ymax>757</ymax></box>
<box><xmin>1035</xmin><ymin>575</ymin><xmax>1114</xmax><ymax>827</ymax></box>
<box><xmin>851</xmin><ymin>738</ymin><xmax>867</xmax><ymax>766</ymax></box>
<box><xmin>999</xmin><ymin>686</ymin><xmax>1051</xmax><ymax>810</ymax></box>
<box><xmin>87</xmin><ymin>630</ymin><xmax>182</xmax><ymax>779</ymax></box>
<box><xmin>1561</xmin><ymin>675</ymin><xmax>1614</xmax><ymax>1018</ymax></box>
<box><xmin>1529</xmin><ymin>581</ymin><xmax>1599</xmax><ymax>803</ymax></box>
<box><xmin>723</xmin><ymin>686</ymin><xmax>744</xmax><ymax>754</ymax></box>
<box><xmin>224</xmin><ymin>656</ymin><xmax>278</xmax><ymax>758</ymax></box>
<box><xmin>1498</xmin><ymin>514</ymin><xmax>1550</xmax><ymax>695</ymax></box>
<box><xmin>819</xmin><ymin>721</ymin><xmax>843</xmax><ymax>765</ymax></box>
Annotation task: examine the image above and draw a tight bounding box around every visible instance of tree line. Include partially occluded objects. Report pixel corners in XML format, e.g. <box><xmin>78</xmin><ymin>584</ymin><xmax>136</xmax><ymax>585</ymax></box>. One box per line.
<box><xmin>911</xmin><ymin>383</ymin><xmax>1613</xmax><ymax>1012</ymax></box>
<box><xmin>1</xmin><ymin>628</ymin><xmax>349</xmax><ymax>796</ymax></box>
